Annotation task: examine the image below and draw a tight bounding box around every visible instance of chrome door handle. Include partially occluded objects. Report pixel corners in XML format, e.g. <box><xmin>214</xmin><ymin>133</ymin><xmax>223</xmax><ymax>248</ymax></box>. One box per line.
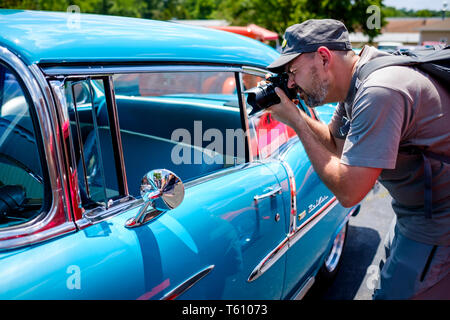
<box><xmin>254</xmin><ymin>186</ymin><xmax>282</xmax><ymax>202</ymax></box>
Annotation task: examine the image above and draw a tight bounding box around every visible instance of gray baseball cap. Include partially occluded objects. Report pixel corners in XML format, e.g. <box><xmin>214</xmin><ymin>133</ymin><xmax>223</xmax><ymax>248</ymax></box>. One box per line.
<box><xmin>267</xmin><ymin>19</ymin><xmax>352</xmax><ymax>73</ymax></box>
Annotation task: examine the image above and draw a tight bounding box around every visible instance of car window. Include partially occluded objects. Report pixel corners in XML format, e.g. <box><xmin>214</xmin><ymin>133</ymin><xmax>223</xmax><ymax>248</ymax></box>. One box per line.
<box><xmin>113</xmin><ymin>71</ymin><xmax>244</xmax><ymax>196</ymax></box>
<box><xmin>64</xmin><ymin>79</ymin><xmax>120</xmax><ymax>208</ymax></box>
<box><xmin>0</xmin><ymin>63</ymin><xmax>45</xmax><ymax>228</ymax></box>
<box><xmin>243</xmin><ymin>73</ymin><xmax>297</xmax><ymax>159</ymax></box>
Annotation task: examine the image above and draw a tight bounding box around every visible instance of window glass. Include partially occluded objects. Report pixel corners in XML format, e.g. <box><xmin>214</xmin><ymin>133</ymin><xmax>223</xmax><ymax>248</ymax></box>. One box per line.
<box><xmin>243</xmin><ymin>73</ymin><xmax>297</xmax><ymax>159</ymax></box>
<box><xmin>0</xmin><ymin>63</ymin><xmax>45</xmax><ymax>228</ymax></box>
<box><xmin>113</xmin><ymin>71</ymin><xmax>244</xmax><ymax>196</ymax></box>
<box><xmin>64</xmin><ymin>79</ymin><xmax>120</xmax><ymax>207</ymax></box>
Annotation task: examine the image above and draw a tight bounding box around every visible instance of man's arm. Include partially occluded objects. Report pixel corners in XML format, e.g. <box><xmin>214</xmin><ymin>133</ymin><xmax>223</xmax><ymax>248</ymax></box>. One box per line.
<box><xmin>299</xmin><ymin>109</ymin><xmax>345</xmax><ymax>157</ymax></box>
<box><xmin>270</xmin><ymin>88</ymin><xmax>381</xmax><ymax>207</ymax></box>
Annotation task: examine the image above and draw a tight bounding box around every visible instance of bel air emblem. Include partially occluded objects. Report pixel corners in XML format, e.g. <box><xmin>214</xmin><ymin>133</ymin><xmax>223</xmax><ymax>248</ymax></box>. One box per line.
<box><xmin>307</xmin><ymin>196</ymin><xmax>329</xmax><ymax>214</ymax></box>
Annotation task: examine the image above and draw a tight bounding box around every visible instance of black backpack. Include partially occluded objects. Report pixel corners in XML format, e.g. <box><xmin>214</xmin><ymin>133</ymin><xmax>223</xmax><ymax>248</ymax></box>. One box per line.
<box><xmin>352</xmin><ymin>46</ymin><xmax>450</xmax><ymax>219</ymax></box>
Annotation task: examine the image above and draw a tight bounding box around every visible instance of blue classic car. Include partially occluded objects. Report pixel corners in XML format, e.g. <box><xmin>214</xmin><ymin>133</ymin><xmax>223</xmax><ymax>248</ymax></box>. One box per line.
<box><xmin>0</xmin><ymin>10</ymin><xmax>359</xmax><ymax>299</ymax></box>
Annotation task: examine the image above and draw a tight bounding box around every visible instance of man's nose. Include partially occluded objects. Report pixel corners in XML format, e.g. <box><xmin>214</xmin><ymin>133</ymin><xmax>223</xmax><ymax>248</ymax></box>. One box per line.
<box><xmin>287</xmin><ymin>77</ymin><xmax>296</xmax><ymax>89</ymax></box>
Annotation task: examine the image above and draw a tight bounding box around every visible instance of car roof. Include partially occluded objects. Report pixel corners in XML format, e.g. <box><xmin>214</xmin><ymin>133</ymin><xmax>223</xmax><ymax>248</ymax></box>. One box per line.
<box><xmin>0</xmin><ymin>10</ymin><xmax>279</xmax><ymax>68</ymax></box>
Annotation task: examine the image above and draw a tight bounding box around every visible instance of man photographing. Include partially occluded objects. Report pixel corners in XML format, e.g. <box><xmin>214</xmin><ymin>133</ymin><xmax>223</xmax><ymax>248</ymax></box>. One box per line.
<box><xmin>265</xmin><ymin>19</ymin><xmax>449</xmax><ymax>299</ymax></box>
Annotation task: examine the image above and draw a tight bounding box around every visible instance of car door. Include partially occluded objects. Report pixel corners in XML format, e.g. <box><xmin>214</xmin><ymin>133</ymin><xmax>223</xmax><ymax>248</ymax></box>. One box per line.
<box><xmin>0</xmin><ymin>68</ymin><xmax>289</xmax><ymax>300</ymax></box>
<box><xmin>242</xmin><ymin>70</ymin><xmax>349</xmax><ymax>299</ymax></box>
<box><xmin>126</xmin><ymin>161</ymin><xmax>289</xmax><ymax>300</ymax></box>
<box><xmin>0</xmin><ymin>53</ymin><xmax>150</xmax><ymax>299</ymax></box>
<box><xmin>102</xmin><ymin>68</ymin><xmax>290</xmax><ymax>299</ymax></box>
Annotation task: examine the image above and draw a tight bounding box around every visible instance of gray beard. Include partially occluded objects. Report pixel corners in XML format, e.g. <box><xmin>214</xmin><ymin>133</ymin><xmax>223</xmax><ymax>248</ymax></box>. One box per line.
<box><xmin>304</xmin><ymin>83</ymin><xmax>328</xmax><ymax>107</ymax></box>
<box><xmin>303</xmin><ymin>67</ymin><xmax>329</xmax><ymax>108</ymax></box>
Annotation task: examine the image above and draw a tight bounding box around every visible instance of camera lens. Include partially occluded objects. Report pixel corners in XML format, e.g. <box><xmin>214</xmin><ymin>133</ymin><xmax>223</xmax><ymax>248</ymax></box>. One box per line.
<box><xmin>246</xmin><ymin>83</ymin><xmax>281</xmax><ymax>115</ymax></box>
<box><xmin>245</xmin><ymin>73</ymin><xmax>297</xmax><ymax>116</ymax></box>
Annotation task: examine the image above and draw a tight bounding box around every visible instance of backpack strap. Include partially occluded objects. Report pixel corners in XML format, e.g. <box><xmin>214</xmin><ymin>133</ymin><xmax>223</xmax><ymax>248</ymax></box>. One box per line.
<box><xmin>399</xmin><ymin>147</ymin><xmax>450</xmax><ymax>219</ymax></box>
<box><xmin>358</xmin><ymin>55</ymin><xmax>418</xmax><ymax>83</ymax></box>
<box><xmin>350</xmin><ymin>48</ymin><xmax>450</xmax><ymax>219</ymax></box>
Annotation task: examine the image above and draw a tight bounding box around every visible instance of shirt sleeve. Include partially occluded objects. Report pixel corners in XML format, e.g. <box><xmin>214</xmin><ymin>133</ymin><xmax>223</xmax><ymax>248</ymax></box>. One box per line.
<box><xmin>340</xmin><ymin>86</ymin><xmax>406</xmax><ymax>169</ymax></box>
<box><xmin>328</xmin><ymin>102</ymin><xmax>348</xmax><ymax>139</ymax></box>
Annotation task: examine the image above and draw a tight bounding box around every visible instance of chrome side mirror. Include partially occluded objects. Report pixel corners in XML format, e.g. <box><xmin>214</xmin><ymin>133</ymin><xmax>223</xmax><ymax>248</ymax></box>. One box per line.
<box><xmin>125</xmin><ymin>169</ymin><xmax>184</xmax><ymax>228</ymax></box>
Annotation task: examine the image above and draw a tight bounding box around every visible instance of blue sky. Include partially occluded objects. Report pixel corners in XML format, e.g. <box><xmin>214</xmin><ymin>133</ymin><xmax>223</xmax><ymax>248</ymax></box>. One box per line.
<box><xmin>383</xmin><ymin>0</ymin><xmax>448</xmax><ymax>11</ymax></box>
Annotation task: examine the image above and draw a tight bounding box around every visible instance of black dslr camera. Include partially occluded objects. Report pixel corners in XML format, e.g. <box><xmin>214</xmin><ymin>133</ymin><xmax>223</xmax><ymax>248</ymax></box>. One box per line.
<box><xmin>246</xmin><ymin>73</ymin><xmax>297</xmax><ymax>115</ymax></box>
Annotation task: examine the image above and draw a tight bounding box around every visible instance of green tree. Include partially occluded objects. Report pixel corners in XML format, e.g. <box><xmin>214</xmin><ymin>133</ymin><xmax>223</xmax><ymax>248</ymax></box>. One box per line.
<box><xmin>0</xmin><ymin>0</ymin><xmax>146</xmax><ymax>16</ymax></box>
<box><xmin>215</xmin><ymin>0</ymin><xmax>386</xmax><ymax>41</ymax></box>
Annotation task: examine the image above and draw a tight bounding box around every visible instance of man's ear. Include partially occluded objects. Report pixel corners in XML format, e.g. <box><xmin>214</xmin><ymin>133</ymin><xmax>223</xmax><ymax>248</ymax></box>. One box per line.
<box><xmin>316</xmin><ymin>46</ymin><xmax>332</xmax><ymax>70</ymax></box>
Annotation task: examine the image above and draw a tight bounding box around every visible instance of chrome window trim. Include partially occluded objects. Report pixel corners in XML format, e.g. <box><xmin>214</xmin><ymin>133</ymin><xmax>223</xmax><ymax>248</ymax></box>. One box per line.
<box><xmin>29</xmin><ymin>64</ymin><xmax>73</xmax><ymax>221</ymax></box>
<box><xmin>48</xmin><ymin>77</ymin><xmax>130</xmax><ymax>229</ymax></box>
<box><xmin>77</xmin><ymin>195</ymin><xmax>138</xmax><ymax>229</ymax></box>
<box><xmin>241</xmin><ymin>66</ymin><xmax>271</xmax><ymax>77</ymax></box>
<box><xmin>240</xmin><ymin>67</ymin><xmax>267</xmax><ymax>163</ymax></box>
<box><xmin>43</xmin><ymin>64</ymin><xmax>261</xmax><ymax>227</ymax></box>
<box><xmin>236</xmin><ymin>70</ymin><xmax>254</xmax><ymax>162</ymax></box>
<box><xmin>49</xmin><ymin>79</ymin><xmax>85</xmax><ymax>219</ymax></box>
<box><xmin>42</xmin><ymin>64</ymin><xmax>244</xmax><ymax>77</ymax></box>
<box><xmin>0</xmin><ymin>47</ymin><xmax>74</xmax><ymax>250</ymax></box>
<box><xmin>105</xmin><ymin>76</ymin><xmax>129</xmax><ymax>196</ymax></box>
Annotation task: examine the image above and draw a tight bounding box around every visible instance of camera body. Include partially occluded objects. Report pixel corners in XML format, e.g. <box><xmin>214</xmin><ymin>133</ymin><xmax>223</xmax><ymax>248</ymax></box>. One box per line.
<box><xmin>246</xmin><ymin>73</ymin><xmax>297</xmax><ymax>115</ymax></box>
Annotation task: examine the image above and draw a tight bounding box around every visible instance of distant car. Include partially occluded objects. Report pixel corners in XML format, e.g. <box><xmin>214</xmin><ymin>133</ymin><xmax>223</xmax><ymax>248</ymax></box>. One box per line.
<box><xmin>0</xmin><ymin>10</ymin><xmax>359</xmax><ymax>299</ymax></box>
<box><xmin>377</xmin><ymin>41</ymin><xmax>403</xmax><ymax>53</ymax></box>
<box><xmin>352</xmin><ymin>47</ymin><xmax>362</xmax><ymax>55</ymax></box>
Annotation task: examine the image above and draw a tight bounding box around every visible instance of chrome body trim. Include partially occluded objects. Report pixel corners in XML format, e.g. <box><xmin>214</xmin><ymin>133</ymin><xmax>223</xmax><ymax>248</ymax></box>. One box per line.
<box><xmin>161</xmin><ymin>265</ymin><xmax>215</xmax><ymax>300</ymax></box>
<box><xmin>0</xmin><ymin>222</ymin><xmax>76</xmax><ymax>250</ymax></box>
<box><xmin>0</xmin><ymin>47</ymin><xmax>75</xmax><ymax>250</ymax></box>
<box><xmin>247</xmin><ymin>196</ymin><xmax>339</xmax><ymax>282</ymax></box>
<box><xmin>292</xmin><ymin>276</ymin><xmax>315</xmax><ymax>300</ymax></box>
<box><xmin>288</xmin><ymin>197</ymin><xmax>338</xmax><ymax>248</ymax></box>
<box><xmin>248</xmin><ymin>237</ymin><xmax>289</xmax><ymax>282</ymax></box>
<box><xmin>281</xmin><ymin>160</ymin><xmax>298</xmax><ymax>233</ymax></box>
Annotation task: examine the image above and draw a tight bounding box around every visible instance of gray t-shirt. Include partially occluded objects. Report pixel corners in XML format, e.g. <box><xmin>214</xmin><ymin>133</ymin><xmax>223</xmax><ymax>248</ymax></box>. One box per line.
<box><xmin>329</xmin><ymin>45</ymin><xmax>450</xmax><ymax>246</ymax></box>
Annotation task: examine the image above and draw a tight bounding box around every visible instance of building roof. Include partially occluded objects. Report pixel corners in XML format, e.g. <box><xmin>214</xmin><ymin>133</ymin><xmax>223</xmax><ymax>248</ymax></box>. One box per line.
<box><xmin>382</xmin><ymin>17</ymin><xmax>449</xmax><ymax>33</ymax></box>
<box><xmin>0</xmin><ymin>10</ymin><xmax>279</xmax><ymax>67</ymax></box>
<box><xmin>418</xmin><ymin>18</ymin><xmax>450</xmax><ymax>31</ymax></box>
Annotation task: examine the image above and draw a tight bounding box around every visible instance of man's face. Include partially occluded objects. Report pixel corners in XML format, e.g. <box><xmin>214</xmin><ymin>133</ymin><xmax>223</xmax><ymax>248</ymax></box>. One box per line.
<box><xmin>285</xmin><ymin>53</ymin><xmax>330</xmax><ymax>107</ymax></box>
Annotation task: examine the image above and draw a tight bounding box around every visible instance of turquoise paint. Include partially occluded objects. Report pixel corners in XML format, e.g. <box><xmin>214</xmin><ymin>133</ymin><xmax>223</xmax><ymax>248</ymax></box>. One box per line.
<box><xmin>0</xmin><ymin>10</ymin><xmax>279</xmax><ymax>67</ymax></box>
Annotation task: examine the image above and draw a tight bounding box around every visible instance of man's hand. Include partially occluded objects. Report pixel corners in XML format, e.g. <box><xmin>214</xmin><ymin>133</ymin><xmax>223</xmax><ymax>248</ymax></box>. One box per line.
<box><xmin>266</xmin><ymin>87</ymin><xmax>304</xmax><ymax>129</ymax></box>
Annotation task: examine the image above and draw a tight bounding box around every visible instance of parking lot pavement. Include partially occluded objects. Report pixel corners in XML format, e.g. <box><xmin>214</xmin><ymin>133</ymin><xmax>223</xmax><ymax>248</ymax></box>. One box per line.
<box><xmin>305</xmin><ymin>182</ymin><xmax>396</xmax><ymax>300</ymax></box>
